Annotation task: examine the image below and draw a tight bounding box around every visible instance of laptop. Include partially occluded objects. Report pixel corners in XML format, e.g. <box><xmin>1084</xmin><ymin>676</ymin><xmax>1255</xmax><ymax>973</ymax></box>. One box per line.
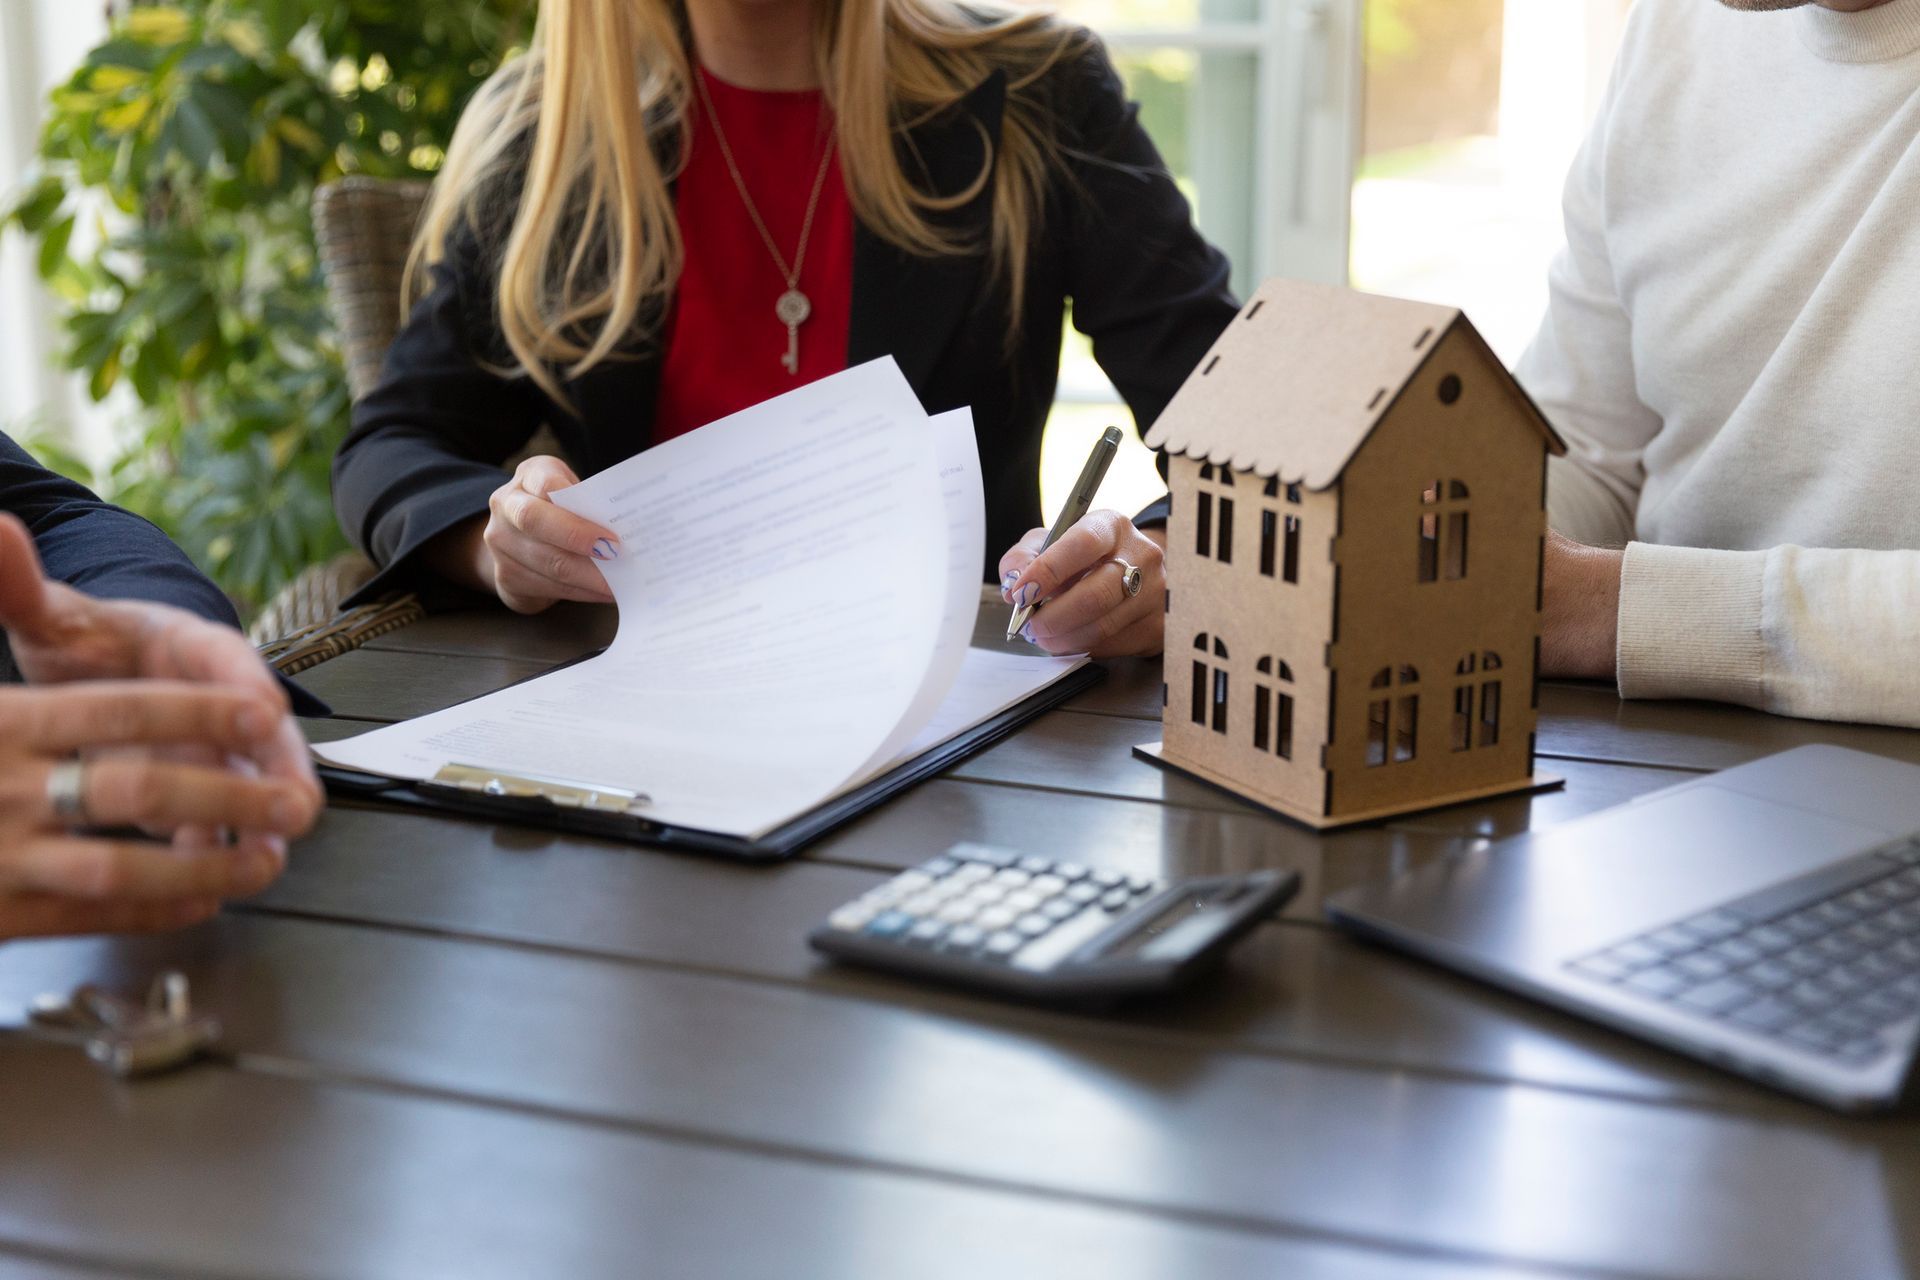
<box><xmin>1327</xmin><ymin>745</ymin><xmax>1920</xmax><ymax>1111</ymax></box>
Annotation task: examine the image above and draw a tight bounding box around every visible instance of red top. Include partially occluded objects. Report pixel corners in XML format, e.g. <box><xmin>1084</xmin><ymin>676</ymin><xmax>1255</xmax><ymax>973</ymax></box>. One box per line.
<box><xmin>652</xmin><ymin>69</ymin><xmax>855</xmax><ymax>444</ymax></box>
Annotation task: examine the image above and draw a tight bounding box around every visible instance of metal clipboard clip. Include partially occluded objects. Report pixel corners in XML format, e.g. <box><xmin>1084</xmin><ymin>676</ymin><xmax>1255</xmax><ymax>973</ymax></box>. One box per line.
<box><xmin>424</xmin><ymin>763</ymin><xmax>652</xmax><ymax>815</ymax></box>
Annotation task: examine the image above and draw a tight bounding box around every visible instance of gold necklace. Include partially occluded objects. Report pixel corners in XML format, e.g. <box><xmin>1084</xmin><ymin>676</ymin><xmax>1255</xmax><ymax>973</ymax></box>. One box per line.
<box><xmin>692</xmin><ymin>70</ymin><xmax>837</xmax><ymax>375</ymax></box>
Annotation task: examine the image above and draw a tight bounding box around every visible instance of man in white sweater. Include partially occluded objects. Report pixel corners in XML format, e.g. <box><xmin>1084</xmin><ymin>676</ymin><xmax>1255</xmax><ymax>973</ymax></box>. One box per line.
<box><xmin>1522</xmin><ymin>0</ymin><xmax>1920</xmax><ymax>728</ymax></box>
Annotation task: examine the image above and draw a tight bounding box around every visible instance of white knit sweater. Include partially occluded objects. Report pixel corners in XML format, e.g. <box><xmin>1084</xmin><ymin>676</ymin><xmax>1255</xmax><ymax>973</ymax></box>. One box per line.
<box><xmin>1516</xmin><ymin>0</ymin><xmax>1920</xmax><ymax>728</ymax></box>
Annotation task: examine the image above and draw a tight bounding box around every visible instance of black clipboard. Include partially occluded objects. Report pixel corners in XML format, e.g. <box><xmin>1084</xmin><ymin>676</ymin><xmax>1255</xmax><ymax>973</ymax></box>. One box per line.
<box><xmin>316</xmin><ymin>661</ymin><xmax>1106</xmax><ymax>862</ymax></box>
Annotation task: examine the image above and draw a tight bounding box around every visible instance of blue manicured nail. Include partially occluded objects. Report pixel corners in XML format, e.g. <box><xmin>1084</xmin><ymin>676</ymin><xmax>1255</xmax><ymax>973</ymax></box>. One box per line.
<box><xmin>591</xmin><ymin>537</ymin><xmax>619</xmax><ymax>562</ymax></box>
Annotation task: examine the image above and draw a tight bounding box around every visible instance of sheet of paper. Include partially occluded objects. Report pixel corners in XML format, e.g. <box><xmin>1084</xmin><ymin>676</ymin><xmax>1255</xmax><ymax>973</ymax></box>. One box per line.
<box><xmin>313</xmin><ymin>359</ymin><xmax>956</xmax><ymax>837</ymax></box>
<box><xmin>845</xmin><ymin>406</ymin><xmax>985</xmax><ymax>778</ymax></box>
<box><xmin>855</xmin><ymin>647</ymin><xmax>1088</xmax><ymax>787</ymax></box>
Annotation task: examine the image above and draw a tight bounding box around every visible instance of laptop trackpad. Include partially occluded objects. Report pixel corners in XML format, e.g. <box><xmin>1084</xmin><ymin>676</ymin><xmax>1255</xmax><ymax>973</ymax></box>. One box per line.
<box><xmin>1417</xmin><ymin>785</ymin><xmax>1890</xmax><ymax>967</ymax></box>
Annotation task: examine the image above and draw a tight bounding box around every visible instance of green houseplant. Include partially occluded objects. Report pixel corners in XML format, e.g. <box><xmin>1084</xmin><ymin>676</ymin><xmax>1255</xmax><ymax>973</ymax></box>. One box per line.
<box><xmin>5</xmin><ymin>0</ymin><xmax>529</xmax><ymax>612</ymax></box>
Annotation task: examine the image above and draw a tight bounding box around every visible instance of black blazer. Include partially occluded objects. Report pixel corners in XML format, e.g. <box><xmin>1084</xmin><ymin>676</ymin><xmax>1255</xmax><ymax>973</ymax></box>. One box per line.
<box><xmin>334</xmin><ymin>38</ymin><xmax>1239</xmax><ymax>603</ymax></box>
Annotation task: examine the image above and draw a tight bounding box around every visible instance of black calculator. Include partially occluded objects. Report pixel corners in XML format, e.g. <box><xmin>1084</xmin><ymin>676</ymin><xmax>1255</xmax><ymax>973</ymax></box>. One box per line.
<box><xmin>808</xmin><ymin>842</ymin><xmax>1300</xmax><ymax>1003</ymax></box>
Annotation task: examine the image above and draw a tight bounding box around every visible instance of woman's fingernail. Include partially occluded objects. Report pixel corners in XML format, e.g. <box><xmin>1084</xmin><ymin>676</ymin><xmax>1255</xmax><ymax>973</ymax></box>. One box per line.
<box><xmin>1020</xmin><ymin>622</ymin><xmax>1037</xmax><ymax>644</ymax></box>
<box><xmin>1017</xmin><ymin>583</ymin><xmax>1041</xmax><ymax>609</ymax></box>
<box><xmin>590</xmin><ymin>537</ymin><xmax>619</xmax><ymax>562</ymax></box>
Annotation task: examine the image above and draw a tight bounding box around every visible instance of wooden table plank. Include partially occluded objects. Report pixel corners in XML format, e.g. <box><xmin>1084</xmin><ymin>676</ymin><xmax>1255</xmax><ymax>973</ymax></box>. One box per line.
<box><xmin>232</xmin><ymin>800</ymin><xmax>1762</xmax><ymax>1108</ymax></box>
<box><xmin>0</xmin><ymin>1042</ymin><xmax>1474</xmax><ymax>1280</ymax></box>
<box><xmin>1537</xmin><ymin>683</ymin><xmax>1920</xmax><ymax>770</ymax></box>
<box><xmin>295</xmin><ymin>650</ymin><xmax>556</xmax><ymax>724</ymax></box>
<box><xmin>0</xmin><ymin>1250</ymin><xmax>133</xmax><ymax>1280</ymax></box>
<box><xmin>1</xmin><ymin>922</ymin><xmax>1911</xmax><ymax>1280</ymax></box>
<box><xmin>364</xmin><ymin>602</ymin><xmax>618</xmax><ymax>663</ymax></box>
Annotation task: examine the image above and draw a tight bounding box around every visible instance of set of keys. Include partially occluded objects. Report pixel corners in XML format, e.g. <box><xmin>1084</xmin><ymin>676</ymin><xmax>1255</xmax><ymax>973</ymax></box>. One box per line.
<box><xmin>23</xmin><ymin>971</ymin><xmax>221</xmax><ymax>1078</ymax></box>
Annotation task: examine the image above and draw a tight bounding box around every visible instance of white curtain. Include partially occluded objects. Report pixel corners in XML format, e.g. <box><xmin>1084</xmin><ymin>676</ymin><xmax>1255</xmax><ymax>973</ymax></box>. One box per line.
<box><xmin>1</xmin><ymin>0</ymin><xmax>110</xmax><ymax>455</ymax></box>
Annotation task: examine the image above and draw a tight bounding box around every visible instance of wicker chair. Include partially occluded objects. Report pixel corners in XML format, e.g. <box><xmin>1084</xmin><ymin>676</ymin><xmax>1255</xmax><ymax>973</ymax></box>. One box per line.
<box><xmin>249</xmin><ymin>178</ymin><xmax>431</xmax><ymax>648</ymax></box>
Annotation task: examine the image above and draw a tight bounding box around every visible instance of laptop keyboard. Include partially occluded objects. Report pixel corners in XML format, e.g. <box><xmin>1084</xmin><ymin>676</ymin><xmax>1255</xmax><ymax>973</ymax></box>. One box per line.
<box><xmin>1566</xmin><ymin>836</ymin><xmax>1920</xmax><ymax>1065</ymax></box>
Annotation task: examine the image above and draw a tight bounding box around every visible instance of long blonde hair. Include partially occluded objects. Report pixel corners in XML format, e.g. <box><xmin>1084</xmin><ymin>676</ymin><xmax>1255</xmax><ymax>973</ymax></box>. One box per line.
<box><xmin>409</xmin><ymin>0</ymin><xmax>1085</xmax><ymax>403</ymax></box>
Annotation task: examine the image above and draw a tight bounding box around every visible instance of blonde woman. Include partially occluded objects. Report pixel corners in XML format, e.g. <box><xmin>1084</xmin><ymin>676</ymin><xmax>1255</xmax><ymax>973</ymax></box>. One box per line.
<box><xmin>333</xmin><ymin>0</ymin><xmax>1237</xmax><ymax>658</ymax></box>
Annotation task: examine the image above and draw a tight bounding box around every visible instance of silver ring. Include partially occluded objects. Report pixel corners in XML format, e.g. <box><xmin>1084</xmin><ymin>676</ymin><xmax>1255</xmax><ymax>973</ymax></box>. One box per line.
<box><xmin>46</xmin><ymin>759</ymin><xmax>90</xmax><ymax>826</ymax></box>
<box><xmin>1111</xmin><ymin>558</ymin><xmax>1143</xmax><ymax>598</ymax></box>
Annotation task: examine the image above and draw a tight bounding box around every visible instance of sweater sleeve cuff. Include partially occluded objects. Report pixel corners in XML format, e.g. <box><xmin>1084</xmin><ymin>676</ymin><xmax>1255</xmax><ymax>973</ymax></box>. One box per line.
<box><xmin>1616</xmin><ymin>541</ymin><xmax>1769</xmax><ymax>706</ymax></box>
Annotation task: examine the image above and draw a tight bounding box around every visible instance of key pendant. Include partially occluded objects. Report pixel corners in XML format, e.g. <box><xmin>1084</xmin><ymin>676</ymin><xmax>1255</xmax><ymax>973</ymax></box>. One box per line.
<box><xmin>776</xmin><ymin>288</ymin><xmax>811</xmax><ymax>376</ymax></box>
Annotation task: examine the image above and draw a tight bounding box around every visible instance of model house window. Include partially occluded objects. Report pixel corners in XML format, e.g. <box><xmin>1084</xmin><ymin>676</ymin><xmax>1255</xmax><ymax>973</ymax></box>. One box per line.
<box><xmin>1452</xmin><ymin>653</ymin><xmax>1503</xmax><ymax>751</ymax></box>
<box><xmin>1259</xmin><ymin>478</ymin><xmax>1302</xmax><ymax>583</ymax></box>
<box><xmin>1366</xmin><ymin>666</ymin><xmax>1421</xmax><ymax>767</ymax></box>
<box><xmin>1417</xmin><ymin>480</ymin><xmax>1470</xmax><ymax>583</ymax></box>
<box><xmin>1196</xmin><ymin>465</ymin><xmax>1235</xmax><ymax>564</ymax></box>
<box><xmin>1253</xmin><ymin>657</ymin><xmax>1295</xmax><ymax>759</ymax></box>
<box><xmin>1192</xmin><ymin>633</ymin><xmax>1230</xmax><ymax>734</ymax></box>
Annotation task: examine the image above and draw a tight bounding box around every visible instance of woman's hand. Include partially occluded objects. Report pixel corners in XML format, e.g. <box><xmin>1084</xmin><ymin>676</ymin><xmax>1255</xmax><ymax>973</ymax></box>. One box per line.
<box><xmin>474</xmin><ymin>457</ymin><xmax>620</xmax><ymax>615</ymax></box>
<box><xmin>0</xmin><ymin>682</ymin><xmax>319</xmax><ymax>941</ymax></box>
<box><xmin>998</xmin><ymin>511</ymin><xmax>1167</xmax><ymax>658</ymax></box>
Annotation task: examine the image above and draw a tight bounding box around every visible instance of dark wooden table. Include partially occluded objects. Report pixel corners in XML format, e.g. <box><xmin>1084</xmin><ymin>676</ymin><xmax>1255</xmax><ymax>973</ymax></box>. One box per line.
<box><xmin>4</xmin><ymin>599</ymin><xmax>1917</xmax><ymax>1280</ymax></box>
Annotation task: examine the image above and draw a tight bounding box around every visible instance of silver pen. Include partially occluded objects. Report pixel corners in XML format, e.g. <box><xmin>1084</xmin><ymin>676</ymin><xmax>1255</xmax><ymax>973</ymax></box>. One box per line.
<box><xmin>1007</xmin><ymin>425</ymin><xmax>1124</xmax><ymax>641</ymax></box>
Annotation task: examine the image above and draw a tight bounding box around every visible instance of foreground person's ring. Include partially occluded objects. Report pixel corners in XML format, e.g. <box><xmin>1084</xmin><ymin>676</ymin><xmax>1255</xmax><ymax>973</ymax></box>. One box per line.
<box><xmin>46</xmin><ymin>759</ymin><xmax>90</xmax><ymax>826</ymax></box>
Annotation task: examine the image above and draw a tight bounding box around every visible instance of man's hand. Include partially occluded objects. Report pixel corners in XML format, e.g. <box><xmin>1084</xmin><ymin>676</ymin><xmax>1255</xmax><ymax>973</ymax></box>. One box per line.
<box><xmin>998</xmin><ymin>512</ymin><xmax>1167</xmax><ymax>658</ymax></box>
<box><xmin>0</xmin><ymin>515</ymin><xmax>320</xmax><ymax>814</ymax></box>
<box><xmin>0</xmin><ymin>682</ymin><xmax>315</xmax><ymax>940</ymax></box>
<box><xmin>1541</xmin><ymin>529</ymin><xmax>1624</xmax><ymax>680</ymax></box>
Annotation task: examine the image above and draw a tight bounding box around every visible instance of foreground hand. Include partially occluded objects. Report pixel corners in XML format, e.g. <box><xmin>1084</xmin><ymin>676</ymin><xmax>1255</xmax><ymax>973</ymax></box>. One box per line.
<box><xmin>1540</xmin><ymin>529</ymin><xmax>1624</xmax><ymax>680</ymax></box>
<box><xmin>0</xmin><ymin>682</ymin><xmax>319</xmax><ymax>940</ymax></box>
<box><xmin>477</xmin><ymin>456</ymin><xmax>619</xmax><ymax>614</ymax></box>
<box><xmin>0</xmin><ymin>515</ymin><xmax>320</xmax><ymax>814</ymax></box>
<box><xmin>998</xmin><ymin>511</ymin><xmax>1167</xmax><ymax>658</ymax></box>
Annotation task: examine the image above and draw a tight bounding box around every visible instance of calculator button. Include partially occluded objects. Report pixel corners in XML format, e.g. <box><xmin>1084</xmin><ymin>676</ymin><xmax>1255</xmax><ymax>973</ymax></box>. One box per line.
<box><xmin>992</xmin><ymin>869</ymin><xmax>1033</xmax><ymax>889</ymax></box>
<box><xmin>1126</xmin><ymin>878</ymin><xmax>1159</xmax><ymax>896</ymax></box>
<box><xmin>1017</xmin><ymin>856</ymin><xmax>1054</xmax><ymax>875</ymax></box>
<box><xmin>1052</xmin><ymin>864</ymin><xmax>1089</xmax><ymax>883</ymax></box>
<box><xmin>1065</xmin><ymin>883</ymin><xmax>1102</xmax><ymax>906</ymax></box>
<box><xmin>977</xmin><ymin>906</ymin><xmax>1017</xmax><ymax>931</ymax></box>
<box><xmin>1011</xmin><ymin>908</ymin><xmax>1114</xmax><ymax>972</ymax></box>
<box><xmin>1015</xmin><ymin>914</ymin><xmax>1054</xmax><ymax>937</ymax></box>
<box><xmin>1041</xmin><ymin>898</ymin><xmax>1078</xmax><ymax>921</ymax></box>
<box><xmin>1100</xmin><ymin>889</ymin><xmax>1133</xmax><ymax>912</ymax></box>
<box><xmin>907</xmin><ymin>920</ymin><xmax>948</xmax><ymax>945</ymax></box>
<box><xmin>866</xmin><ymin>911</ymin><xmax>914</xmax><ymax>938</ymax></box>
<box><xmin>964</xmin><ymin>883</ymin><xmax>1007</xmax><ymax>906</ymax></box>
<box><xmin>951</xmin><ymin>863</ymin><xmax>992</xmax><ymax>883</ymax></box>
<box><xmin>936</xmin><ymin>902</ymin><xmax>978</xmax><ymax>924</ymax></box>
<box><xmin>1030</xmin><ymin>875</ymin><xmax>1067</xmax><ymax>898</ymax></box>
<box><xmin>983</xmin><ymin>931</ymin><xmax>1025</xmax><ymax>959</ymax></box>
<box><xmin>828</xmin><ymin>905</ymin><xmax>877</xmax><ymax>932</ymax></box>
<box><xmin>901</xmin><ymin>893</ymin><xmax>945</xmax><ymax>916</ymax></box>
<box><xmin>945</xmin><ymin>925</ymin><xmax>985</xmax><ymax>951</ymax></box>
<box><xmin>891</xmin><ymin>871</ymin><xmax>933</xmax><ymax>893</ymax></box>
<box><xmin>1089</xmin><ymin>869</ymin><xmax>1125</xmax><ymax>890</ymax></box>
<box><xmin>1003</xmin><ymin>890</ymin><xmax>1044</xmax><ymax>915</ymax></box>
<box><xmin>920</xmin><ymin>857</ymin><xmax>959</xmax><ymax>878</ymax></box>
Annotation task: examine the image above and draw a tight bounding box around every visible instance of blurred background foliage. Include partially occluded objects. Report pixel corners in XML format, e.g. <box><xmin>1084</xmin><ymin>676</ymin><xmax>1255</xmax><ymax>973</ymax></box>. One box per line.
<box><xmin>3</xmin><ymin>0</ymin><xmax>529</xmax><ymax>612</ymax></box>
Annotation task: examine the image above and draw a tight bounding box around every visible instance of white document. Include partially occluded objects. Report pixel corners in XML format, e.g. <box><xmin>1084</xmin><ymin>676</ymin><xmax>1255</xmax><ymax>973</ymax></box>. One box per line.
<box><xmin>313</xmin><ymin>360</ymin><xmax>1087</xmax><ymax>840</ymax></box>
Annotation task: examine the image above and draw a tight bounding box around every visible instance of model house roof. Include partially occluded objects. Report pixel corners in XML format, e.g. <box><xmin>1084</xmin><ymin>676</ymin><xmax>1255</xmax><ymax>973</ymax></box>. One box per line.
<box><xmin>1144</xmin><ymin>279</ymin><xmax>1566</xmax><ymax>489</ymax></box>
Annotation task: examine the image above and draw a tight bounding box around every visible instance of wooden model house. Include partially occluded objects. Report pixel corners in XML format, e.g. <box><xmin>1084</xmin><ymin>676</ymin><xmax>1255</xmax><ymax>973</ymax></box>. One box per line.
<box><xmin>1135</xmin><ymin>279</ymin><xmax>1567</xmax><ymax>827</ymax></box>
